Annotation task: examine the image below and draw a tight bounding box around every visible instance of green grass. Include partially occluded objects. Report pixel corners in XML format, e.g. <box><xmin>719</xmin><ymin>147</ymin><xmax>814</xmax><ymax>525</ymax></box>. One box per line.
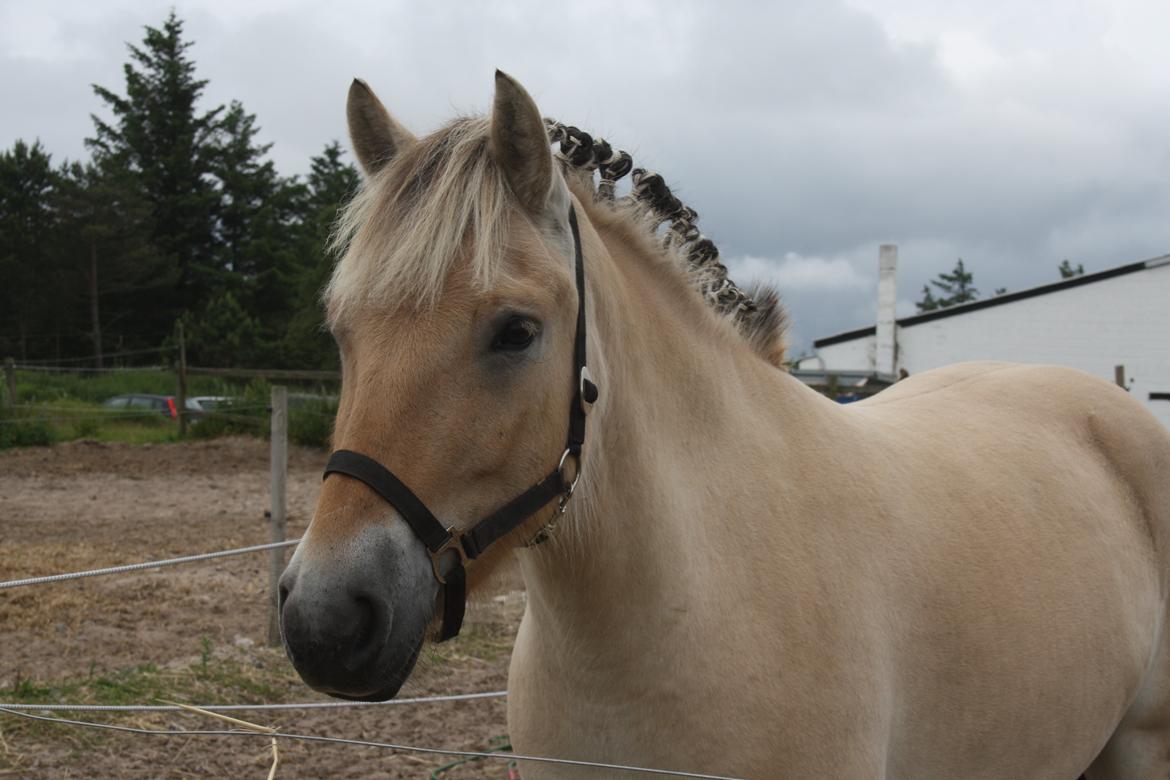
<box><xmin>5</xmin><ymin>653</ymin><xmax>287</xmax><ymax>711</ymax></box>
<box><xmin>1</xmin><ymin>640</ymin><xmax>296</xmax><ymax>749</ymax></box>
<box><xmin>3</xmin><ymin>370</ymin><xmax>337</xmax><ymax>449</ymax></box>
<box><xmin>0</xmin><ymin>398</ymin><xmax>180</xmax><ymax>449</ymax></box>
<box><xmin>13</xmin><ymin>369</ymin><xmax>229</xmax><ymax>405</ymax></box>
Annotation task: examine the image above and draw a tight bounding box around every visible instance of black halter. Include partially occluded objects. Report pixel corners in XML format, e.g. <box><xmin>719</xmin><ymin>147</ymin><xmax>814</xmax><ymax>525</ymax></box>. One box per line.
<box><xmin>322</xmin><ymin>205</ymin><xmax>598</xmax><ymax>641</ymax></box>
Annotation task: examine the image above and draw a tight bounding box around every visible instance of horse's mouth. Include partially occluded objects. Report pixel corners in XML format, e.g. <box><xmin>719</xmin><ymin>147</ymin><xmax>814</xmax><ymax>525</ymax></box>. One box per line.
<box><xmin>315</xmin><ymin>639</ymin><xmax>424</xmax><ymax>702</ymax></box>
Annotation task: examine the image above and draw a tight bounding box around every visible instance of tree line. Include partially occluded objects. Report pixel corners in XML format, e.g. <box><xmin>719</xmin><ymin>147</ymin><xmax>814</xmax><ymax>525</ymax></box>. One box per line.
<box><xmin>916</xmin><ymin>258</ymin><xmax>1085</xmax><ymax>313</ymax></box>
<box><xmin>2</xmin><ymin>12</ymin><xmax>1097</xmax><ymax>363</ymax></box>
<box><xmin>0</xmin><ymin>12</ymin><xmax>358</xmax><ymax>369</ymax></box>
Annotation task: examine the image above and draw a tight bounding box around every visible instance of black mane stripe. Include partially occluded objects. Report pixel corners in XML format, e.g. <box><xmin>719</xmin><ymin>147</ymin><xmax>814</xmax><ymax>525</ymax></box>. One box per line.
<box><xmin>545</xmin><ymin>119</ymin><xmax>789</xmax><ymax>368</ymax></box>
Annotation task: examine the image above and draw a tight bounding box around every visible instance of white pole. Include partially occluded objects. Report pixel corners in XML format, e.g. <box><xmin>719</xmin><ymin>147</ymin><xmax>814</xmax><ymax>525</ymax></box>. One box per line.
<box><xmin>875</xmin><ymin>244</ymin><xmax>898</xmax><ymax>378</ymax></box>
<box><xmin>267</xmin><ymin>385</ymin><xmax>288</xmax><ymax>646</ymax></box>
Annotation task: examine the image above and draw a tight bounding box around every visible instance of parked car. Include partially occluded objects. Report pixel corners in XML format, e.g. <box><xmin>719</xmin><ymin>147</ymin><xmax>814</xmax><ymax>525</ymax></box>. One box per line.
<box><xmin>185</xmin><ymin>396</ymin><xmax>231</xmax><ymax>412</ymax></box>
<box><xmin>102</xmin><ymin>394</ymin><xmax>178</xmax><ymax>419</ymax></box>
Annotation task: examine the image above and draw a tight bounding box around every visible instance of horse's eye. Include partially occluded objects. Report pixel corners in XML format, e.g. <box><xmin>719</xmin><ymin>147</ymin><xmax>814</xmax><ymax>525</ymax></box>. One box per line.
<box><xmin>492</xmin><ymin>316</ymin><xmax>540</xmax><ymax>352</ymax></box>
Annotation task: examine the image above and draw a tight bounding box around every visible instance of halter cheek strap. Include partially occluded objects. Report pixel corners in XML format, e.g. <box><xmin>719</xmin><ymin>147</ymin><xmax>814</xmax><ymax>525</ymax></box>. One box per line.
<box><xmin>322</xmin><ymin>205</ymin><xmax>598</xmax><ymax>641</ymax></box>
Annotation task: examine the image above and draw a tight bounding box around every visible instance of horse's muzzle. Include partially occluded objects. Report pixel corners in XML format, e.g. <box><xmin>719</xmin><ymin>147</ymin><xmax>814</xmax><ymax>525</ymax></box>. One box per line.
<box><xmin>277</xmin><ymin>523</ymin><xmax>435</xmax><ymax>700</ymax></box>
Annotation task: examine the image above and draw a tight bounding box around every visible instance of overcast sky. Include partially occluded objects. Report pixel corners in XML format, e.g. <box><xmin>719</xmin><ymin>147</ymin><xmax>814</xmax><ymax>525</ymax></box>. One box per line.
<box><xmin>3</xmin><ymin>0</ymin><xmax>1168</xmax><ymax>353</ymax></box>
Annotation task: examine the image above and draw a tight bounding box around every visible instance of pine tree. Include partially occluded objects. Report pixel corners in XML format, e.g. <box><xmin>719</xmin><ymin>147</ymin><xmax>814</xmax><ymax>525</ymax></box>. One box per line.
<box><xmin>88</xmin><ymin>11</ymin><xmax>224</xmax><ymax>319</ymax></box>
<box><xmin>916</xmin><ymin>284</ymin><xmax>940</xmax><ymax>313</ymax></box>
<box><xmin>182</xmin><ymin>290</ymin><xmax>261</xmax><ymax>367</ymax></box>
<box><xmin>216</xmin><ymin>101</ymin><xmax>282</xmax><ymax>277</ymax></box>
<box><xmin>1058</xmin><ymin>259</ymin><xmax>1084</xmax><ymax>279</ymax></box>
<box><xmin>917</xmin><ymin>258</ymin><xmax>980</xmax><ymax>313</ymax></box>
<box><xmin>282</xmin><ymin>142</ymin><xmax>360</xmax><ymax>368</ymax></box>
<box><xmin>0</xmin><ymin>140</ymin><xmax>61</xmax><ymax>360</ymax></box>
<box><xmin>54</xmin><ymin>160</ymin><xmax>173</xmax><ymax>364</ymax></box>
<box><xmin>213</xmin><ymin>100</ymin><xmax>306</xmax><ymax>364</ymax></box>
<box><xmin>932</xmin><ymin>258</ymin><xmax>979</xmax><ymax>305</ymax></box>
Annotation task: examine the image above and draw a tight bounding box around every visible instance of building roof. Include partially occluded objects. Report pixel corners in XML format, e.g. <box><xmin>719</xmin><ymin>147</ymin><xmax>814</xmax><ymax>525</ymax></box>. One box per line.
<box><xmin>814</xmin><ymin>252</ymin><xmax>1170</xmax><ymax>349</ymax></box>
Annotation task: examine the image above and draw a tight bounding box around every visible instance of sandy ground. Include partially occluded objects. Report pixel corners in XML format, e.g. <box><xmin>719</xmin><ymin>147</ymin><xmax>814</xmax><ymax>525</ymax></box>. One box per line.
<box><xmin>0</xmin><ymin>438</ymin><xmax>524</xmax><ymax>779</ymax></box>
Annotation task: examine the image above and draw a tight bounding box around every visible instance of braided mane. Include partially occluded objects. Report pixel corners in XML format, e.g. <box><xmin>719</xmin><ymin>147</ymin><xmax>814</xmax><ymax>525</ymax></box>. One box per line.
<box><xmin>327</xmin><ymin>115</ymin><xmax>788</xmax><ymax>367</ymax></box>
<box><xmin>546</xmin><ymin>120</ymin><xmax>789</xmax><ymax>367</ymax></box>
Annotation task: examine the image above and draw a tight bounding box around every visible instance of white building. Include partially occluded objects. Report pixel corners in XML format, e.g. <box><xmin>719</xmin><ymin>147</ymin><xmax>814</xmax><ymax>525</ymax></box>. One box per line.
<box><xmin>797</xmin><ymin>249</ymin><xmax>1170</xmax><ymax>429</ymax></box>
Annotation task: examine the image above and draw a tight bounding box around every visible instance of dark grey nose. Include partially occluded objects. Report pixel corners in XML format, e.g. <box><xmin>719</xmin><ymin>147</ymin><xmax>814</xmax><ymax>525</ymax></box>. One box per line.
<box><xmin>279</xmin><ymin>566</ymin><xmax>393</xmax><ymax>688</ymax></box>
<box><xmin>276</xmin><ymin>526</ymin><xmax>436</xmax><ymax>701</ymax></box>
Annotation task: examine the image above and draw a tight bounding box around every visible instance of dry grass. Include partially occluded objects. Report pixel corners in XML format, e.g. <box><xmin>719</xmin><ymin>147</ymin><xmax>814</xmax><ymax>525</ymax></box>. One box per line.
<box><xmin>0</xmin><ymin>439</ymin><xmax>524</xmax><ymax>779</ymax></box>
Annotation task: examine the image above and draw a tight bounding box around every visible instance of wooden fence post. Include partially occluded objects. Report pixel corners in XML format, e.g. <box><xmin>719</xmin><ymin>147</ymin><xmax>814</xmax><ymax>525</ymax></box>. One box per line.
<box><xmin>4</xmin><ymin>358</ymin><xmax>15</xmax><ymax>408</ymax></box>
<box><xmin>177</xmin><ymin>322</ymin><xmax>189</xmax><ymax>436</ymax></box>
<box><xmin>1114</xmin><ymin>365</ymin><xmax>1127</xmax><ymax>390</ymax></box>
<box><xmin>267</xmin><ymin>385</ymin><xmax>288</xmax><ymax>646</ymax></box>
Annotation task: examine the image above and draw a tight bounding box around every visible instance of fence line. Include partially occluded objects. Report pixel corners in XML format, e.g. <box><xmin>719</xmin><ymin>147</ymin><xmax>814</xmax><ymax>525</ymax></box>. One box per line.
<box><xmin>0</xmin><ymin>690</ymin><xmax>508</xmax><ymax>713</ymax></box>
<box><xmin>0</xmin><ymin>410</ymin><xmax>172</xmax><ymax>425</ymax></box>
<box><xmin>0</xmin><ymin>708</ymin><xmax>743</xmax><ymax>779</ymax></box>
<box><xmin>15</xmin><ymin>347</ymin><xmax>174</xmax><ymax>365</ymax></box>
<box><xmin>0</xmin><ymin>405</ymin><xmax>272</xmax><ymax>427</ymax></box>
<box><xmin>0</xmin><ymin>539</ymin><xmax>301</xmax><ymax>590</ymax></box>
<box><xmin>13</xmin><ymin>364</ymin><xmax>170</xmax><ymax>373</ymax></box>
<box><xmin>187</xmin><ymin>366</ymin><xmax>340</xmax><ymax>381</ymax></box>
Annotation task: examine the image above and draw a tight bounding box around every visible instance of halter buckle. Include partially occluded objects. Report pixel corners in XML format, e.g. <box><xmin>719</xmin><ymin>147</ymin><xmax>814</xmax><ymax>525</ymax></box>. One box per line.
<box><xmin>429</xmin><ymin>528</ymin><xmax>468</xmax><ymax>585</ymax></box>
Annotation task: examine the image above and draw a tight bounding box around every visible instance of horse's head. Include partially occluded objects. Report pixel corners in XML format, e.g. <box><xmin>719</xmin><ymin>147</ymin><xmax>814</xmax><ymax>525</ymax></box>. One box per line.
<box><xmin>278</xmin><ymin>72</ymin><xmax>589</xmax><ymax>700</ymax></box>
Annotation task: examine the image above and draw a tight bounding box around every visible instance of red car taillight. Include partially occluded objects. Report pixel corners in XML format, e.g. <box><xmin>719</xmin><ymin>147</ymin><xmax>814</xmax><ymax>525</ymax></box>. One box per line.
<box><xmin>167</xmin><ymin>398</ymin><xmax>177</xmax><ymax>419</ymax></box>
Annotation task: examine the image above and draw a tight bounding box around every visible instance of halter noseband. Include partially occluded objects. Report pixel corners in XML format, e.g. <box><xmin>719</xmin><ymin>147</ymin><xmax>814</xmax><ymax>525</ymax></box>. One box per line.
<box><xmin>322</xmin><ymin>205</ymin><xmax>598</xmax><ymax>641</ymax></box>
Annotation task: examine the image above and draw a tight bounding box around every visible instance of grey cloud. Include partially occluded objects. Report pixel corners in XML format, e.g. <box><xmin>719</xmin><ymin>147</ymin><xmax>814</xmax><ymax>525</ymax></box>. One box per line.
<box><xmin>2</xmin><ymin>0</ymin><xmax>1167</xmax><ymax>353</ymax></box>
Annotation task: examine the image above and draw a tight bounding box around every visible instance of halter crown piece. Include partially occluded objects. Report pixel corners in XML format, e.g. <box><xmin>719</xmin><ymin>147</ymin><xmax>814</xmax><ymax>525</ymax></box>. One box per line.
<box><xmin>322</xmin><ymin>205</ymin><xmax>597</xmax><ymax>641</ymax></box>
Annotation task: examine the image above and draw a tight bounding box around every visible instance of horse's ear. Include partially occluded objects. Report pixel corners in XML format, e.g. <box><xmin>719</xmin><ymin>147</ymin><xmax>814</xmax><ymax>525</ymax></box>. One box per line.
<box><xmin>490</xmin><ymin>70</ymin><xmax>553</xmax><ymax>214</ymax></box>
<box><xmin>346</xmin><ymin>79</ymin><xmax>416</xmax><ymax>175</ymax></box>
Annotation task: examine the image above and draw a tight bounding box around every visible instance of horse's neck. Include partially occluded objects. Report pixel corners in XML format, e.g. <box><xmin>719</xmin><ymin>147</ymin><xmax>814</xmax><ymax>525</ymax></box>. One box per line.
<box><xmin>517</xmin><ymin>208</ymin><xmax>816</xmax><ymax>651</ymax></box>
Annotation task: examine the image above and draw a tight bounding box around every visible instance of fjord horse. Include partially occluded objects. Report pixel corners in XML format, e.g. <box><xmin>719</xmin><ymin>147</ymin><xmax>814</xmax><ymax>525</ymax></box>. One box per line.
<box><xmin>278</xmin><ymin>72</ymin><xmax>1170</xmax><ymax>778</ymax></box>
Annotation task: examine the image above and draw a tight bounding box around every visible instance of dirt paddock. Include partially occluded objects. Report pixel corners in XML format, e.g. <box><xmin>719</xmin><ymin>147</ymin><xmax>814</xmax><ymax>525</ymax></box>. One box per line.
<box><xmin>0</xmin><ymin>438</ymin><xmax>523</xmax><ymax>778</ymax></box>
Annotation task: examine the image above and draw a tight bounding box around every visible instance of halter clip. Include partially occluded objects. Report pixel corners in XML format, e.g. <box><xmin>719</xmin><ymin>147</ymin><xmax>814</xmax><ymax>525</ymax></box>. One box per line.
<box><xmin>429</xmin><ymin>529</ymin><xmax>469</xmax><ymax>585</ymax></box>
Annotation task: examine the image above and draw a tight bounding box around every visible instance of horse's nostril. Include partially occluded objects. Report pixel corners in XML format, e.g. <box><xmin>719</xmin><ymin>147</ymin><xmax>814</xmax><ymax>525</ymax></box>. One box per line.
<box><xmin>353</xmin><ymin>596</ymin><xmax>376</xmax><ymax>645</ymax></box>
<box><xmin>278</xmin><ymin>584</ymin><xmax>290</xmax><ymax>608</ymax></box>
<box><xmin>345</xmin><ymin>594</ymin><xmax>391</xmax><ymax>672</ymax></box>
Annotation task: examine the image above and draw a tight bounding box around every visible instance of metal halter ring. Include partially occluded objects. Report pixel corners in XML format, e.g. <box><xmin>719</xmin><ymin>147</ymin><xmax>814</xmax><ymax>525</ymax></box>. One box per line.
<box><xmin>429</xmin><ymin>527</ymin><xmax>469</xmax><ymax>585</ymax></box>
<box><xmin>557</xmin><ymin>447</ymin><xmax>583</xmax><ymax>498</ymax></box>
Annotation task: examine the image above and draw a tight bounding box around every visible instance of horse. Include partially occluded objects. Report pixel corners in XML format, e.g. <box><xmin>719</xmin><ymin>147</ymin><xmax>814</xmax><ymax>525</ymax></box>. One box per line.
<box><xmin>277</xmin><ymin>71</ymin><xmax>1170</xmax><ymax>779</ymax></box>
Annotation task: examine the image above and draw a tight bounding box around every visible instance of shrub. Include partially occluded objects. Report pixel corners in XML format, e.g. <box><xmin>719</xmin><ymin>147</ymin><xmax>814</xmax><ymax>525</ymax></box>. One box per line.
<box><xmin>288</xmin><ymin>402</ymin><xmax>335</xmax><ymax>448</ymax></box>
<box><xmin>0</xmin><ymin>409</ymin><xmax>55</xmax><ymax>449</ymax></box>
<box><xmin>72</xmin><ymin>417</ymin><xmax>101</xmax><ymax>439</ymax></box>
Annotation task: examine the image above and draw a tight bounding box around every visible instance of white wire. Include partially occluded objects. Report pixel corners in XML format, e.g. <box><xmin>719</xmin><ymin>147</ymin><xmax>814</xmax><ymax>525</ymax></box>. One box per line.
<box><xmin>0</xmin><ymin>539</ymin><xmax>301</xmax><ymax>590</ymax></box>
<box><xmin>0</xmin><ymin>690</ymin><xmax>507</xmax><ymax>712</ymax></box>
<box><xmin>0</xmin><ymin>707</ymin><xmax>743</xmax><ymax>779</ymax></box>
<box><xmin>12</xmin><ymin>364</ymin><xmax>169</xmax><ymax>373</ymax></box>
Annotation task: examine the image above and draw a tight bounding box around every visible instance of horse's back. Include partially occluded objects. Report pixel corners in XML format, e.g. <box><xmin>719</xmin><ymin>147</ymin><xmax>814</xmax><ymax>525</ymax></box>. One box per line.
<box><xmin>856</xmin><ymin>360</ymin><xmax>1170</xmax><ymax>550</ymax></box>
<box><xmin>840</xmin><ymin>361</ymin><xmax>1170</xmax><ymax>778</ymax></box>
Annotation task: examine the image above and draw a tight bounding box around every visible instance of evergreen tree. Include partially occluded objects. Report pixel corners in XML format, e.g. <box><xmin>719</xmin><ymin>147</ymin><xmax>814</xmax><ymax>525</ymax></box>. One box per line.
<box><xmin>917</xmin><ymin>258</ymin><xmax>979</xmax><ymax>312</ymax></box>
<box><xmin>88</xmin><ymin>11</ymin><xmax>224</xmax><ymax>320</ymax></box>
<box><xmin>181</xmin><ymin>290</ymin><xmax>261</xmax><ymax>367</ymax></box>
<box><xmin>216</xmin><ymin>101</ymin><xmax>282</xmax><ymax>277</ymax></box>
<box><xmin>2</xmin><ymin>13</ymin><xmax>369</xmax><ymax>370</ymax></box>
<box><xmin>916</xmin><ymin>284</ymin><xmax>940</xmax><ymax>313</ymax></box>
<box><xmin>283</xmin><ymin>141</ymin><xmax>359</xmax><ymax>368</ymax></box>
<box><xmin>0</xmin><ymin>140</ymin><xmax>61</xmax><ymax>360</ymax></box>
<box><xmin>214</xmin><ymin>101</ymin><xmax>305</xmax><ymax>362</ymax></box>
<box><xmin>54</xmin><ymin>160</ymin><xmax>173</xmax><ymax>363</ymax></box>
<box><xmin>1058</xmin><ymin>259</ymin><xmax>1084</xmax><ymax>279</ymax></box>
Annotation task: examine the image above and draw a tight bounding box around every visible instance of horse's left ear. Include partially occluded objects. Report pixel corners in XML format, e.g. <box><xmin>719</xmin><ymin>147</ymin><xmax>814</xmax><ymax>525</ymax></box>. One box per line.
<box><xmin>490</xmin><ymin>71</ymin><xmax>553</xmax><ymax>214</ymax></box>
<box><xmin>347</xmin><ymin>79</ymin><xmax>416</xmax><ymax>175</ymax></box>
